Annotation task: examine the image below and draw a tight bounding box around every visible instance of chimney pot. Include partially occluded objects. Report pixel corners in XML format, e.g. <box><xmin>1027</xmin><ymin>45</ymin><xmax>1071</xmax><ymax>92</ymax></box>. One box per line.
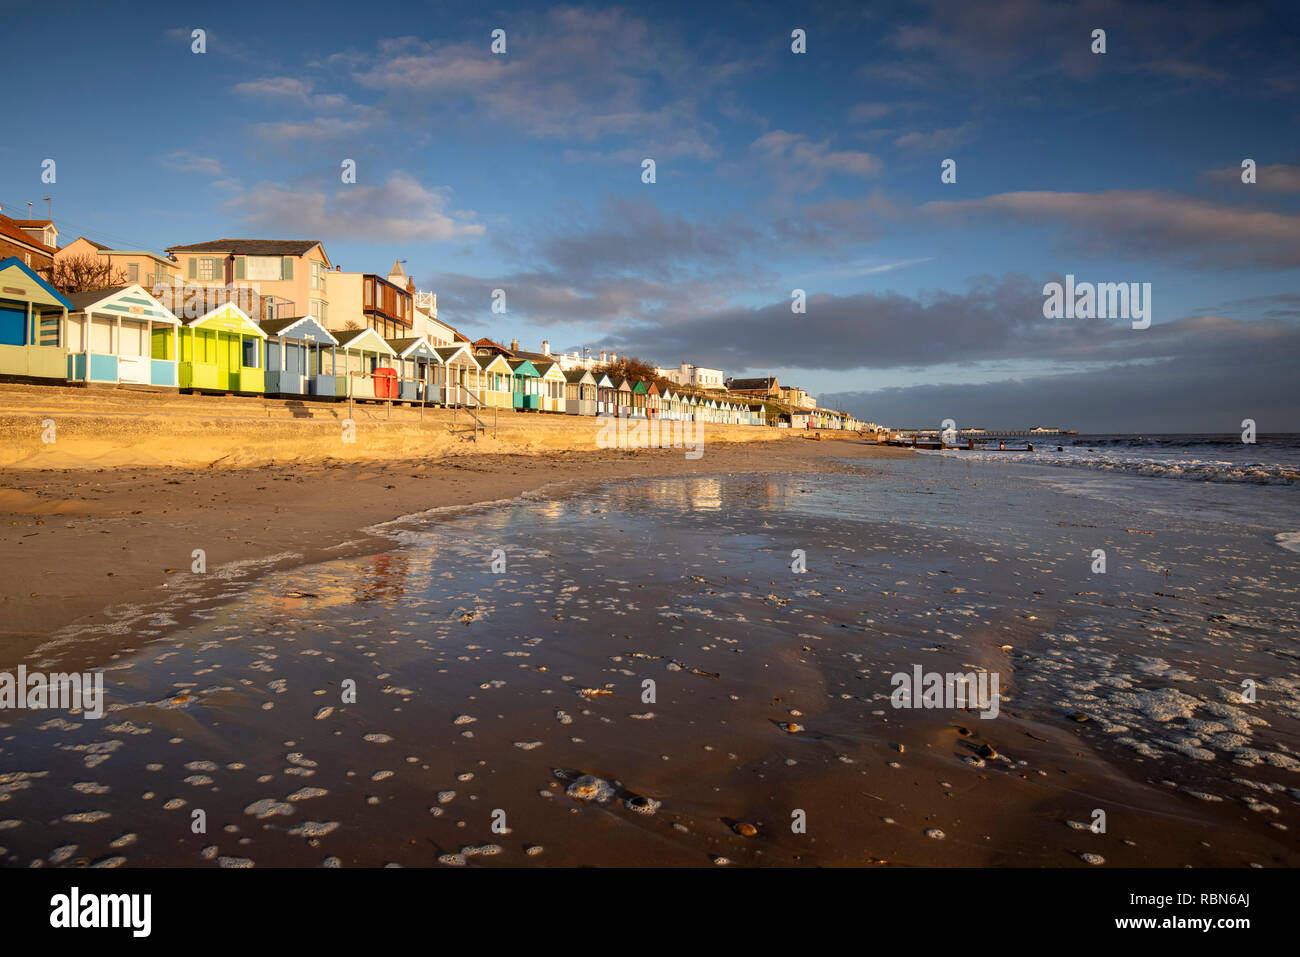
<box><xmin>542</xmin><ymin>339</ymin><xmax>550</xmax><ymax>356</ymax></box>
<box><xmin>510</xmin><ymin>337</ymin><xmax>519</xmax><ymax>351</ymax></box>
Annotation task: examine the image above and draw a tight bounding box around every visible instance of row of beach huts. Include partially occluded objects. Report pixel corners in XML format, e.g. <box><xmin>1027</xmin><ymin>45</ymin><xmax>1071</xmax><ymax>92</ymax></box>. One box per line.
<box><xmin>0</xmin><ymin>225</ymin><xmax>868</xmax><ymax>430</ymax></box>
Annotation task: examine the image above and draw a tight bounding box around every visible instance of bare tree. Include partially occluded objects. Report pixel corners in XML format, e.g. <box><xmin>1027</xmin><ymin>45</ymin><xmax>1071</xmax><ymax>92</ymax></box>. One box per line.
<box><xmin>594</xmin><ymin>354</ymin><xmax>662</xmax><ymax>385</ymax></box>
<box><xmin>51</xmin><ymin>255</ymin><xmax>129</xmax><ymax>295</ymax></box>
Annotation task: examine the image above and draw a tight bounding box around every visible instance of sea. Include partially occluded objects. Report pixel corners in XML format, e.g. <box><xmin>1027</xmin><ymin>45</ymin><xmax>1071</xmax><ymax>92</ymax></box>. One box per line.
<box><xmin>927</xmin><ymin>432</ymin><xmax>1300</xmax><ymax>552</ymax></box>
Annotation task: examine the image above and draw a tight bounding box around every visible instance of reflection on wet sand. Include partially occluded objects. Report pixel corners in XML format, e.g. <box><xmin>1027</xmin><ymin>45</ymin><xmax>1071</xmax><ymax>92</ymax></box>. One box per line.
<box><xmin>1</xmin><ymin>463</ymin><xmax>1295</xmax><ymax>868</ymax></box>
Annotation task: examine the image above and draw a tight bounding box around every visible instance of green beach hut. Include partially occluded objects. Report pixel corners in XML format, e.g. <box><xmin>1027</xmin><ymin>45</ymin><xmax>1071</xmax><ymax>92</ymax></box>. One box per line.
<box><xmin>631</xmin><ymin>378</ymin><xmax>649</xmax><ymax>417</ymax></box>
<box><xmin>507</xmin><ymin>358</ymin><xmax>541</xmax><ymax>411</ymax></box>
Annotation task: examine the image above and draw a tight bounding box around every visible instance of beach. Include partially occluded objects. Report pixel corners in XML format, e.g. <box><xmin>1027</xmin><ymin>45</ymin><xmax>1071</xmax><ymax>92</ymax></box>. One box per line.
<box><xmin>1</xmin><ymin>408</ymin><xmax>1296</xmax><ymax>868</ymax></box>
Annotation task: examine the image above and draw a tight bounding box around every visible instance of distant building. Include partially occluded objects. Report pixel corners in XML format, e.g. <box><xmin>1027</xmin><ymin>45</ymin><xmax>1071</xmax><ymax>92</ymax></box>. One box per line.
<box><xmin>0</xmin><ymin>207</ymin><xmax>58</xmax><ymax>278</ymax></box>
<box><xmin>663</xmin><ymin>362</ymin><xmax>725</xmax><ymax>390</ymax></box>
<box><xmin>410</xmin><ymin>288</ymin><xmax>464</xmax><ymax>347</ymax></box>
<box><xmin>56</xmin><ymin>237</ymin><xmax>177</xmax><ymax>291</ymax></box>
<box><xmin>471</xmin><ymin>336</ymin><xmax>516</xmax><ymax>360</ymax></box>
<box><xmin>727</xmin><ymin>375</ymin><xmax>780</xmax><ymax>398</ymax></box>
<box><xmin>560</xmin><ymin>348</ymin><xmax>617</xmax><ymax>371</ymax></box>
<box><xmin>778</xmin><ymin>385</ymin><xmax>816</xmax><ymax>410</ymax></box>
<box><xmin>165</xmin><ymin>238</ymin><xmax>331</xmax><ymax>323</ymax></box>
<box><xmin>326</xmin><ymin>263</ymin><xmax>414</xmax><ymax>339</ymax></box>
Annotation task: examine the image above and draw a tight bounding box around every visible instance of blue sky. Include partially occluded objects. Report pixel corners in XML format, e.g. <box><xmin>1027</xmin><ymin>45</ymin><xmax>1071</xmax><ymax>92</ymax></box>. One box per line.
<box><xmin>3</xmin><ymin>0</ymin><xmax>1297</xmax><ymax>429</ymax></box>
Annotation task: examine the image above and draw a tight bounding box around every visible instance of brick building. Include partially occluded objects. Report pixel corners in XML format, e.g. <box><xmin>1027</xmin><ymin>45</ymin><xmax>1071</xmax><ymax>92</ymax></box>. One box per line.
<box><xmin>0</xmin><ymin>207</ymin><xmax>57</xmax><ymax>279</ymax></box>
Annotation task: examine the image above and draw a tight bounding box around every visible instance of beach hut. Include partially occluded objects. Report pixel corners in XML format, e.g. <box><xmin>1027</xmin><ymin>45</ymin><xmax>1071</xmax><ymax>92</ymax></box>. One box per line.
<box><xmin>562</xmin><ymin>368</ymin><xmax>597</xmax><ymax>415</ymax></box>
<box><xmin>333</xmin><ymin>328</ymin><xmax>397</xmax><ymax>399</ymax></box>
<box><xmin>506</xmin><ymin>358</ymin><xmax>542</xmax><ymax>411</ymax></box>
<box><xmin>630</xmin><ymin>379</ymin><xmax>649</xmax><ymax>417</ymax></box>
<box><xmin>63</xmin><ymin>285</ymin><xmax>179</xmax><ymax>389</ymax></box>
<box><xmin>662</xmin><ymin>387</ymin><xmax>679</xmax><ymax>421</ymax></box>
<box><xmin>534</xmin><ymin>359</ymin><xmax>568</xmax><ymax>413</ymax></box>
<box><xmin>594</xmin><ymin>372</ymin><xmax>615</xmax><ymax>414</ymax></box>
<box><xmin>433</xmin><ymin>343</ymin><xmax>474</xmax><ymax>406</ymax></box>
<box><xmin>613</xmin><ymin>377</ymin><xmax>634</xmax><ymax>416</ymax></box>
<box><xmin>261</xmin><ymin>315</ymin><xmax>338</xmax><ymax>398</ymax></box>
<box><xmin>473</xmin><ymin>352</ymin><xmax>514</xmax><ymax>408</ymax></box>
<box><xmin>645</xmin><ymin>381</ymin><xmax>662</xmax><ymax>418</ymax></box>
<box><xmin>386</xmin><ymin>337</ymin><xmax>439</xmax><ymax>403</ymax></box>
<box><xmin>177</xmin><ymin>302</ymin><xmax>266</xmax><ymax>393</ymax></box>
<box><xmin>0</xmin><ymin>257</ymin><xmax>71</xmax><ymax>383</ymax></box>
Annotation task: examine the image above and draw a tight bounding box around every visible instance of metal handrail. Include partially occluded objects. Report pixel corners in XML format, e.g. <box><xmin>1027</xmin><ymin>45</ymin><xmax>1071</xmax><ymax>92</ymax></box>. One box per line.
<box><xmin>450</xmin><ymin>385</ymin><xmax>497</xmax><ymax>440</ymax></box>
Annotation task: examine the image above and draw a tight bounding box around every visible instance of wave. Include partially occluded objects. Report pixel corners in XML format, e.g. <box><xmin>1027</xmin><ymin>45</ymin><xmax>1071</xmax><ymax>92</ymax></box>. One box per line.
<box><xmin>1276</xmin><ymin>532</ymin><xmax>1300</xmax><ymax>554</ymax></box>
<box><xmin>926</xmin><ymin>449</ymin><xmax>1299</xmax><ymax>486</ymax></box>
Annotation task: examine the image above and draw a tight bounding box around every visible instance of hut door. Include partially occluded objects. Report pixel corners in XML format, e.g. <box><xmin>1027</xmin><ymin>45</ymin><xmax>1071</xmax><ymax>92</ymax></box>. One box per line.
<box><xmin>216</xmin><ymin>332</ymin><xmax>232</xmax><ymax>387</ymax></box>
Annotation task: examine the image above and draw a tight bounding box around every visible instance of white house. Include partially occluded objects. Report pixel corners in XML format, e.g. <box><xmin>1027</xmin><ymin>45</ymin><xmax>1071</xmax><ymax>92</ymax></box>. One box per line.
<box><xmin>663</xmin><ymin>362</ymin><xmax>726</xmax><ymax>390</ymax></box>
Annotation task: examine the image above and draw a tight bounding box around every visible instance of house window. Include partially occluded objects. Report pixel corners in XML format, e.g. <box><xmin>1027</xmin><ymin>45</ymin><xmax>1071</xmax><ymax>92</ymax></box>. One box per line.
<box><xmin>127</xmin><ymin>263</ymin><xmax>139</xmax><ymax>282</ymax></box>
<box><xmin>364</xmin><ymin>279</ymin><xmax>373</xmax><ymax>307</ymax></box>
<box><xmin>310</xmin><ymin>261</ymin><xmax>323</xmax><ymax>291</ymax></box>
<box><xmin>198</xmin><ymin>257</ymin><xmax>217</xmax><ymax>280</ymax></box>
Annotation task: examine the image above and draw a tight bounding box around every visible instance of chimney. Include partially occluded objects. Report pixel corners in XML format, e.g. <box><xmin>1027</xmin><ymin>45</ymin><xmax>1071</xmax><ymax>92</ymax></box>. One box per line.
<box><xmin>600</xmin><ymin>350</ymin><xmax>607</xmax><ymax>363</ymax></box>
<box><xmin>335</xmin><ymin>265</ymin><xmax>340</xmax><ymax>271</ymax></box>
<box><xmin>542</xmin><ymin>339</ymin><xmax>550</xmax><ymax>356</ymax></box>
<box><xmin>407</xmin><ymin>277</ymin><xmax>415</xmax><ymax>294</ymax></box>
<box><xmin>510</xmin><ymin>337</ymin><xmax>519</xmax><ymax>352</ymax></box>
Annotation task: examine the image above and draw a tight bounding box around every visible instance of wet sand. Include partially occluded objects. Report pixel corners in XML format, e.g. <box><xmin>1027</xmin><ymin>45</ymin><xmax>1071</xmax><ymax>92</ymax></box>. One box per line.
<box><xmin>1</xmin><ymin>443</ymin><xmax>1296</xmax><ymax>868</ymax></box>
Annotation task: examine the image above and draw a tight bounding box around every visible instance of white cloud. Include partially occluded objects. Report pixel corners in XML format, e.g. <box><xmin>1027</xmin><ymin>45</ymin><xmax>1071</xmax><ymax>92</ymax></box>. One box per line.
<box><xmin>161</xmin><ymin>151</ymin><xmax>225</xmax><ymax>176</ymax></box>
<box><xmin>751</xmin><ymin>131</ymin><xmax>882</xmax><ymax>190</ymax></box>
<box><xmin>226</xmin><ymin>171</ymin><xmax>484</xmax><ymax>242</ymax></box>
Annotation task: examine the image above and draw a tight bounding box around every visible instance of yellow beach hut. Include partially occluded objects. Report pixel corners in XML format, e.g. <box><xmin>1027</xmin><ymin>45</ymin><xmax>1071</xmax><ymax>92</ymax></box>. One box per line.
<box><xmin>178</xmin><ymin>302</ymin><xmax>267</xmax><ymax>393</ymax></box>
<box><xmin>534</xmin><ymin>359</ymin><xmax>568</xmax><ymax>413</ymax></box>
<box><xmin>473</xmin><ymin>352</ymin><xmax>515</xmax><ymax>408</ymax></box>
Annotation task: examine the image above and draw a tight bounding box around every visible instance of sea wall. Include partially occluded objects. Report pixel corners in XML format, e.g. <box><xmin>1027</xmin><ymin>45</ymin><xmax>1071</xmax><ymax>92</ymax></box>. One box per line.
<box><xmin>0</xmin><ymin>382</ymin><xmax>840</xmax><ymax>469</ymax></box>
